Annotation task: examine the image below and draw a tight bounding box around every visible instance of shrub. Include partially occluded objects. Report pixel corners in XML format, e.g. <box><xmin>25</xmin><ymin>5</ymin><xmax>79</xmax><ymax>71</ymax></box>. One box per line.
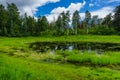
<box><xmin>89</xmin><ymin>25</ymin><xmax>116</xmax><ymax>35</ymax></box>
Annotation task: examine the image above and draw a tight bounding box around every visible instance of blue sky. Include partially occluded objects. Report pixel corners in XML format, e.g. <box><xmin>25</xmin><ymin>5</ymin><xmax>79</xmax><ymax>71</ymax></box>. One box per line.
<box><xmin>35</xmin><ymin>0</ymin><xmax>119</xmax><ymax>16</ymax></box>
<box><xmin>0</xmin><ymin>0</ymin><xmax>120</xmax><ymax>22</ymax></box>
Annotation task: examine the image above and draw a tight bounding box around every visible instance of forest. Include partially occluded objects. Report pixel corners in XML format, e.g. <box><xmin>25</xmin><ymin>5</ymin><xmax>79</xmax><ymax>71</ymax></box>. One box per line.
<box><xmin>0</xmin><ymin>3</ymin><xmax>120</xmax><ymax>37</ymax></box>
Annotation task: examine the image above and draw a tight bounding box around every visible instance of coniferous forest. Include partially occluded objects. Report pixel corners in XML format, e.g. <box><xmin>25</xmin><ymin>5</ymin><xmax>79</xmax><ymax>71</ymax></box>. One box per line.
<box><xmin>0</xmin><ymin>3</ymin><xmax>120</xmax><ymax>37</ymax></box>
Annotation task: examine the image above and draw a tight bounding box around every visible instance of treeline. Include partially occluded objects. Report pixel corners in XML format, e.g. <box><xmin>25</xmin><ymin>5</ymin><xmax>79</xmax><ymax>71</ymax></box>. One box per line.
<box><xmin>0</xmin><ymin>3</ymin><xmax>120</xmax><ymax>37</ymax></box>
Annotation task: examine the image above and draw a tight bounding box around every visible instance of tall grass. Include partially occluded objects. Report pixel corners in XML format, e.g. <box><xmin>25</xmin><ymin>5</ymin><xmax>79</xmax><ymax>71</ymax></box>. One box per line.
<box><xmin>6</xmin><ymin>49</ymin><xmax>120</xmax><ymax>67</ymax></box>
<box><xmin>1</xmin><ymin>54</ymin><xmax>120</xmax><ymax>80</ymax></box>
<box><xmin>55</xmin><ymin>50</ymin><xmax>120</xmax><ymax>66</ymax></box>
<box><xmin>0</xmin><ymin>54</ymin><xmax>67</xmax><ymax>80</ymax></box>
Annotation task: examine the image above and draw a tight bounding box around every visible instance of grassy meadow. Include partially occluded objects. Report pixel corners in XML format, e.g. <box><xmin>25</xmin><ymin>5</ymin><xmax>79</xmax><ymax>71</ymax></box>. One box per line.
<box><xmin>1</xmin><ymin>35</ymin><xmax>120</xmax><ymax>80</ymax></box>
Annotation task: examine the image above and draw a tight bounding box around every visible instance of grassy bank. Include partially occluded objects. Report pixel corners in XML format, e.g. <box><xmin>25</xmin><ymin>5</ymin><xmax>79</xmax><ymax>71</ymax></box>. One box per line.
<box><xmin>0</xmin><ymin>35</ymin><xmax>120</xmax><ymax>53</ymax></box>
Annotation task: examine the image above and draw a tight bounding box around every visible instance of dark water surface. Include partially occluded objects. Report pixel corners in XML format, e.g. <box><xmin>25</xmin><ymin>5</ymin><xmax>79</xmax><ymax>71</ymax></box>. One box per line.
<box><xmin>29</xmin><ymin>42</ymin><xmax>120</xmax><ymax>53</ymax></box>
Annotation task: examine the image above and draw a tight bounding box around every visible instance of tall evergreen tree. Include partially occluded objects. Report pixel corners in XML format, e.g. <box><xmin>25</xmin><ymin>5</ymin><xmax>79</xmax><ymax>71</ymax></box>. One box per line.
<box><xmin>35</xmin><ymin>16</ymin><xmax>42</xmax><ymax>36</ymax></box>
<box><xmin>20</xmin><ymin>13</ymin><xmax>28</xmax><ymax>36</ymax></box>
<box><xmin>27</xmin><ymin>16</ymin><xmax>36</xmax><ymax>35</ymax></box>
<box><xmin>7</xmin><ymin>3</ymin><xmax>21</xmax><ymax>36</ymax></box>
<box><xmin>60</xmin><ymin>11</ymin><xmax>66</xmax><ymax>32</ymax></box>
<box><xmin>91</xmin><ymin>15</ymin><xmax>98</xmax><ymax>27</ymax></box>
<box><xmin>102</xmin><ymin>13</ymin><xmax>112</xmax><ymax>27</ymax></box>
<box><xmin>85</xmin><ymin>10</ymin><xmax>91</xmax><ymax>24</ymax></box>
<box><xmin>0</xmin><ymin>4</ymin><xmax>7</xmax><ymax>36</ymax></box>
<box><xmin>84</xmin><ymin>10</ymin><xmax>91</xmax><ymax>34</ymax></box>
<box><xmin>55</xmin><ymin>11</ymin><xmax>70</xmax><ymax>36</ymax></box>
<box><xmin>40</xmin><ymin>16</ymin><xmax>48</xmax><ymax>32</ymax></box>
<box><xmin>113</xmin><ymin>5</ymin><xmax>120</xmax><ymax>32</ymax></box>
<box><xmin>61</xmin><ymin>11</ymin><xmax>70</xmax><ymax>35</ymax></box>
<box><xmin>72</xmin><ymin>10</ymin><xmax>80</xmax><ymax>35</ymax></box>
<box><xmin>65</xmin><ymin>11</ymin><xmax>70</xmax><ymax>36</ymax></box>
<box><xmin>55</xmin><ymin>15</ymin><xmax>63</xmax><ymax>35</ymax></box>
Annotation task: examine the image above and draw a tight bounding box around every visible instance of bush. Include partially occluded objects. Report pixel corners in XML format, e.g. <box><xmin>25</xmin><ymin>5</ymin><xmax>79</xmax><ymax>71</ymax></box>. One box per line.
<box><xmin>89</xmin><ymin>25</ymin><xmax>116</xmax><ymax>35</ymax></box>
<box><xmin>77</xmin><ymin>28</ymin><xmax>87</xmax><ymax>35</ymax></box>
<box><xmin>40</xmin><ymin>30</ymin><xmax>55</xmax><ymax>36</ymax></box>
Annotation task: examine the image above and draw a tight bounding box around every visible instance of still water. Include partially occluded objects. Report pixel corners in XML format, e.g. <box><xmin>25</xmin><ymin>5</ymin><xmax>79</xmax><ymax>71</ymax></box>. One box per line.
<box><xmin>29</xmin><ymin>42</ymin><xmax>120</xmax><ymax>53</ymax></box>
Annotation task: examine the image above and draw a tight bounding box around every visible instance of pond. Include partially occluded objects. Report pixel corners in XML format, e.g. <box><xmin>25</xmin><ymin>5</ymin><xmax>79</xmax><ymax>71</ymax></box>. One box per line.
<box><xmin>29</xmin><ymin>42</ymin><xmax>120</xmax><ymax>54</ymax></box>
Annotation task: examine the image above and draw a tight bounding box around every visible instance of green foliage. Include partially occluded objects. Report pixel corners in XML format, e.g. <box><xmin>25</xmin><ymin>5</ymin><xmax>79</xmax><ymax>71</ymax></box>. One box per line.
<box><xmin>0</xmin><ymin>4</ymin><xmax>7</xmax><ymax>36</ymax></box>
<box><xmin>77</xmin><ymin>28</ymin><xmax>87</xmax><ymax>35</ymax></box>
<box><xmin>0</xmin><ymin>3</ymin><xmax>119</xmax><ymax>37</ymax></box>
<box><xmin>113</xmin><ymin>5</ymin><xmax>120</xmax><ymax>33</ymax></box>
<box><xmin>89</xmin><ymin>25</ymin><xmax>116</xmax><ymax>35</ymax></box>
<box><xmin>6</xmin><ymin>3</ymin><xmax>21</xmax><ymax>37</ymax></box>
<box><xmin>102</xmin><ymin>13</ymin><xmax>112</xmax><ymax>27</ymax></box>
<box><xmin>39</xmin><ymin>16</ymin><xmax>48</xmax><ymax>32</ymax></box>
<box><xmin>72</xmin><ymin>10</ymin><xmax>80</xmax><ymax>35</ymax></box>
<box><xmin>55</xmin><ymin>11</ymin><xmax>70</xmax><ymax>36</ymax></box>
<box><xmin>84</xmin><ymin>10</ymin><xmax>91</xmax><ymax>24</ymax></box>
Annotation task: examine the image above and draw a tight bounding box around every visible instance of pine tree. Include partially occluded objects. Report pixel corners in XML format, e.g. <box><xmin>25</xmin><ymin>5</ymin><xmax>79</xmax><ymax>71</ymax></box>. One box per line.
<box><xmin>21</xmin><ymin>13</ymin><xmax>28</xmax><ymax>36</ymax></box>
<box><xmin>35</xmin><ymin>16</ymin><xmax>42</xmax><ymax>36</ymax></box>
<box><xmin>27</xmin><ymin>16</ymin><xmax>36</xmax><ymax>36</ymax></box>
<box><xmin>7</xmin><ymin>3</ymin><xmax>21</xmax><ymax>36</ymax></box>
<box><xmin>113</xmin><ymin>5</ymin><xmax>120</xmax><ymax>32</ymax></box>
<box><xmin>55</xmin><ymin>15</ymin><xmax>63</xmax><ymax>35</ymax></box>
<box><xmin>72</xmin><ymin>10</ymin><xmax>80</xmax><ymax>35</ymax></box>
<box><xmin>40</xmin><ymin>16</ymin><xmax>48</xmax><ymax>32</ymax></box>
<box><xmin>84</xmin><ymin>10</ymin><xmax>91</xmax><ymax>34</ymax></box>
<box><xmin>0</xmin><ymin>4</ymin><xmax>7</xmax><ymax>36</ymax></box>
<box><xmin>102</xmin><ymin>13</ymin><xmax>112</xmax><ymax>27</ymax></box>
<box><xmin>91</xmin><ymin>15</ymin><xmax>98</xmax><ymax>27</ymax></box>
<box><xmin>55</xmin><ymin>11</ymin><xmax>70</xmax><ymax>36</ymax></box>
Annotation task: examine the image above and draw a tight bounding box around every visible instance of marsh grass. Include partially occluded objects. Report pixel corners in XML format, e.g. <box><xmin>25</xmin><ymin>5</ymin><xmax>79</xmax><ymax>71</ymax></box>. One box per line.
<box><xmin>55</xmin><ymin>50</ymin><xmax>120</xmax><ymax>67</ymax></box>
<box><xmin>6</xmin><ymin>48</ymin><xmax>120</xmax><ymax>67</ymax></box>
<box><xmin>1</xmin><ymin>54</ymin><xmax>120</xmax><ymax>80</ymax></box>
<box><xmin>1</xmin><ymin>36</ymin><xmax>120</xmax><ymax>79</ymax></box>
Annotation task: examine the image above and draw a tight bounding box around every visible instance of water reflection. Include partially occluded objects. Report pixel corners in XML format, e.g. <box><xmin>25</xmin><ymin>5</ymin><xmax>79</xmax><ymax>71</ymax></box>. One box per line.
<box><xmin>29</xmin><ymin>42</ymin><xmax>120</xmax><ymax>53</ymax></box>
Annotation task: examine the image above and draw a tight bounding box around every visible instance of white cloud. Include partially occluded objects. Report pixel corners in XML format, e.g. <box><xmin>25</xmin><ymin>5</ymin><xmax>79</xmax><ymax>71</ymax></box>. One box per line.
<box><xmin>67</xmin><ymin>1</ymin><xmax>86</xmax><ymax>13</ymax></box>
<box><xmin>79</xmin><ymin>6</ymin><xmax>114</xmax><ymax>20</ymax></box>
<box><xmin>89</xmin><ymin>3</ymin><xmax>94</xmax><ymax>7</ymax></box>
<box><xmin>79</xmin><ymin>13</ymin><xmax>85</xmax><ymax>20</ymax></box>
<box><xmin>51</xmin><ymin>7</ymin><xmax>66</xmax><ymax>14</ymax></box>
<box><xmin>51</xmin><ymin>1</ymin><xmax>86</xmax><ymax>14</ymax></box>
<box><xmin>91</xmin><ymin>7</ymin><xmax>114</xmax><ymax>18</ymax></box>
<box><xmin>46</xmin><ymin>14</ymin><xmax>58</xmax><ymax>22</ymax></box>
<box><xmin>47</xmin><ymin>5</ymin><xmax>114</xmax><ymax>23</ymax></box>
<box><xmin>46</xmin><ymin>0</ymin><xmax>86</xmax><ymax>22</ymax></box>
<box><xmin>0</xmin><ymin>0</ymin><xmax>60</xmax><ymax>16</ymax></box>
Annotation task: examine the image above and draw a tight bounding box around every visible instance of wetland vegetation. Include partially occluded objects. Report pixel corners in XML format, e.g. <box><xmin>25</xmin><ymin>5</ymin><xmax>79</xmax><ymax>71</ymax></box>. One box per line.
<box><xmin>0</xmin><ymin>36</ymin><xmax>120</xmax><ymax>80</ymax></box>
<box><xmin>0</xmin><ymin>2</ymin><xmax>120</xmax><ymax>80</ymax></box>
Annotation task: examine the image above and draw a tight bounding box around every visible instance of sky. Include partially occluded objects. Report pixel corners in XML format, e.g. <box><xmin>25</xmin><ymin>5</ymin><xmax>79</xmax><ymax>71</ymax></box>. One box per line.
<box><xmin>0</xmin><ymin>0</ymin><xmax>120</xmax><ymax>22</ymax></box>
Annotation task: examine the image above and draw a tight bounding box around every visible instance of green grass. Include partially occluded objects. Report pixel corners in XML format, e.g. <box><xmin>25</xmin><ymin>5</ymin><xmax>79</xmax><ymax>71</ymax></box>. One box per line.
<box><xmin>1</xmin><ymin>35</ymin><xmax>120</xmax><ymax>46</ymax></box>
<box><xmin>1</xmin><ymin>54</ymin><xmax>120</xmax><ymax>80</ymax></box>
<box><xmin>54</xmin><ymin>50</ymin><xmax>120</xmax><ymax>67</ymax></box>
<box><xmin>67</xmin><ymin>52</ymin><xmax>120</xmax><ymax>66</ymax></box>
<box><xmin>9</xmin><ymin>50</ymin><xmax>120</xmax><ymax>67</ymax></box>
<box><xmin>1</xmin><ymin>35</ymin><xmax>120</xmax><ymax>80</ymax></box>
